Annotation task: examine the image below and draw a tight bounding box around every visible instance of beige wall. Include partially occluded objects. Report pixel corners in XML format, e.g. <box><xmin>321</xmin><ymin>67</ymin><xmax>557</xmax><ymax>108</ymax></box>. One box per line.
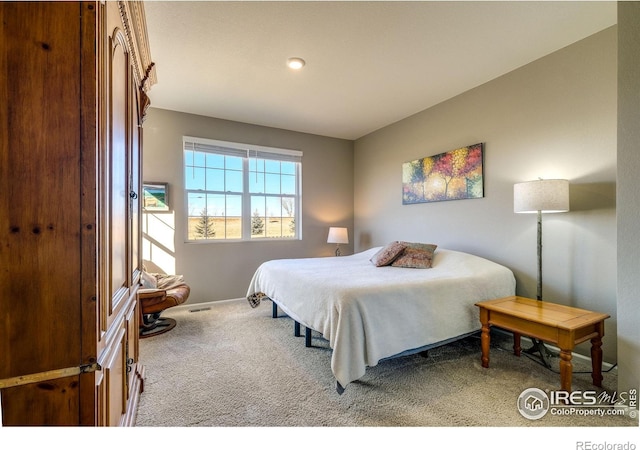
<box><xmin>616</xmin><ymin>1</ymin><xmax>640</xmax><ymax>394</ymax></box>
<box><xmin>354</xmin><ymin>27</ymin><xmax>618</xmax><ymax>362</ymax></box>
<box><xmin>142</xmin><ymin>108</ymin><xmax>354</xmax><ymax>303</ymax></box>
<box><xmin>142</xmin><ymin>23</ymin><xmax>636</xmax><ymax>373</ymax></box>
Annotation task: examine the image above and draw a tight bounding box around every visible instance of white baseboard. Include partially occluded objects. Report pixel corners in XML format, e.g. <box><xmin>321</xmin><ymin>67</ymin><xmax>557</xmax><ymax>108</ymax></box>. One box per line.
<box><xmin>172</xmin><ymin>297</ymin><xmax>244</xmax><ymax>313</ymax></box>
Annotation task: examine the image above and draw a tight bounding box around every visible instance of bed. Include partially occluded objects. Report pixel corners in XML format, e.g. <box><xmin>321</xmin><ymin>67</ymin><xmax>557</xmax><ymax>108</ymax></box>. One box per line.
<box><xmin>246</xmin><ymin>244</ymin><xmax>516</xmax><ymax>393</ymax></box>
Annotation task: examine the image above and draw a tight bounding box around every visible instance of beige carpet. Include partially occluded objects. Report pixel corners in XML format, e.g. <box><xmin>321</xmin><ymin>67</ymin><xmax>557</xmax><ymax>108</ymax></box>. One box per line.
<box><xmin>135</xmin><ymin>298</ymin><xmax>637</xmax><ymax>430</ymax></box>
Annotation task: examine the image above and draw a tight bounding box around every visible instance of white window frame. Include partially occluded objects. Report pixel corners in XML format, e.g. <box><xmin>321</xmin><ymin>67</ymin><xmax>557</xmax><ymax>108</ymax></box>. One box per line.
<box><xmin>183</xmin><ymin>136</ymin><xmax>302</xmax><ymax>242</ymax></box>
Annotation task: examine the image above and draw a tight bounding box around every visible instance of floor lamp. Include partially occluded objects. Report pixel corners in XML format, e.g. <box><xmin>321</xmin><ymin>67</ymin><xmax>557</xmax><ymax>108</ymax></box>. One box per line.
<box><xmin>514</xmin><ymin>178</ymin><xmax>570</xmax><ymax>368</ymax></box>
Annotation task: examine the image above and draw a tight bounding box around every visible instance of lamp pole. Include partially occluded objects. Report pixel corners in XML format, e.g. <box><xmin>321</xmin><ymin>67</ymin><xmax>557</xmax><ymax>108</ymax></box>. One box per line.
<box><xmin>526</xmin><ymin>208</ymin><xmax>554</xmax><ymax>368</ymax></box>
<box><xmin>537</xmin><ymin>210</ymin><xmax>542</xmax><ymax>301</ymax></box>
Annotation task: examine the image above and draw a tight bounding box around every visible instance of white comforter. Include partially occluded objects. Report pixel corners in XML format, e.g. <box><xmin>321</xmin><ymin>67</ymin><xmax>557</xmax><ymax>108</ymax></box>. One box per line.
<box><xmin>246</xmin><ymin>247</ymin><xmax>515</xmax><ymax>389</ymax></box>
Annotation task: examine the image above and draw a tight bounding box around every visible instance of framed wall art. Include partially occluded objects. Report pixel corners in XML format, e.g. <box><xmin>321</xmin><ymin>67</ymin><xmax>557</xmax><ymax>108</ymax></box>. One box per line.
<box><xmin>143</xmin><ymin>182</ymin><xmax>170</xmax><ymax>211</ymax></box>
<box><xmin>402</xmin><ymin>143</ymin><xmax>484</xmax><ymax>205</ymax></box>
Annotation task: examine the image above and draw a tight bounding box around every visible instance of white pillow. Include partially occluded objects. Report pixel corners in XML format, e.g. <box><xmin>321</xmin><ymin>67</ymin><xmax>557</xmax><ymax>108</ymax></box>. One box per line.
<box><xmin>140</xmin><ymin>271</ymin><xmax>158</xmax><ymax>289</ymax></box>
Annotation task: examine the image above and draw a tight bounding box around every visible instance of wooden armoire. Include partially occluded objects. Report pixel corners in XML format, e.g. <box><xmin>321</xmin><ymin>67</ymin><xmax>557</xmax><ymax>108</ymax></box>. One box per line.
<box><xmin>0</xmin><ymin>1</ymin><xmax>156</xmax><ymax>426</ymax></box>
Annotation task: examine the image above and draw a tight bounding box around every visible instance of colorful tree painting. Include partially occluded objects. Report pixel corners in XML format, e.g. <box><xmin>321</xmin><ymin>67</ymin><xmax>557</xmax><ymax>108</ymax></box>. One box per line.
<box><xmin>402</xmin><ymin>143</ymin><xmax>484</xmax><ymax>204</ymax></box>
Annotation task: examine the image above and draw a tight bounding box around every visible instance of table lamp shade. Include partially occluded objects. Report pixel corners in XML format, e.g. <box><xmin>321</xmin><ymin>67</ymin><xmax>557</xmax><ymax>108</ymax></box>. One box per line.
<box><xmin>514</xmin><ymin>179</ymin><xmax>569</xmax><ymax>214</ymax></box>
<box><xmin>327</xmin><ymin>227</ymin><xmax>349</xmax><ymax>244</ymax></box>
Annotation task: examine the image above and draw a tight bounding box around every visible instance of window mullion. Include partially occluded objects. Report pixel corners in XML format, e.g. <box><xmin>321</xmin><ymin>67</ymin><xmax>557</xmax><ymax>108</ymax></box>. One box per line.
<box><xmin>242</xmin><ymin>155</ymin><xmax>251</xmax><ymax>240</ymax></box>
<box><xmin>295</xmin><ymin>162</ymin><xmax>301</xmax><ymax>239</ymax></box>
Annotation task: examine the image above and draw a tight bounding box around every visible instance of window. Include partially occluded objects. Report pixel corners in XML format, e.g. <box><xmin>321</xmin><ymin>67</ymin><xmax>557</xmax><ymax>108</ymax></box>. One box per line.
<box><xmin>183</xmin><ymin>136</ymin><xmax>302</xmax><ymax>242</ymax></box>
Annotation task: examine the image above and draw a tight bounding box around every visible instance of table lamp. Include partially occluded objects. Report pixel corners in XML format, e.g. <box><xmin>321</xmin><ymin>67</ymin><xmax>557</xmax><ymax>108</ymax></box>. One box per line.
<box><xmin>327</xmin><ymin>227</ymin><xmax>348</xmax><ymax>256</ymax></box>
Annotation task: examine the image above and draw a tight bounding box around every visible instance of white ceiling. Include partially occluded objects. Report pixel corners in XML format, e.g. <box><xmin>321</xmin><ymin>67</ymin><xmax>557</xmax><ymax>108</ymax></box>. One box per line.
<box><xmin>143</xmin><ymin>1</ymin><xmax>616</xmax><ymax>140</ymax></box>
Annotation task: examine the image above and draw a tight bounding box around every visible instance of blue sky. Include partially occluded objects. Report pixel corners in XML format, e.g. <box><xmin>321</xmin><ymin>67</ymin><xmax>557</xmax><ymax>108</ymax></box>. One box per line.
<box><xmin>185</xmin><ymin>152</ymin><xmax>296</xmax><ymax>218</ymax></box>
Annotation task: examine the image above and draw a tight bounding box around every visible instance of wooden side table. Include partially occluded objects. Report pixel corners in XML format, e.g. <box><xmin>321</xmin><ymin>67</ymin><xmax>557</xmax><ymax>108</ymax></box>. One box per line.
<box><xmin>475</xmin><ymin>296</ymin><xmax>610</xmax><ymax>392</ymax></box>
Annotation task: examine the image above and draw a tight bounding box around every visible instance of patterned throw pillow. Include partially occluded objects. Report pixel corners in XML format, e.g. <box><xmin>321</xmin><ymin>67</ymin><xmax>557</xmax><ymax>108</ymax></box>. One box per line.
<box><xmin>370</xmin><ymin>241</ymin><xmax>407</xmax><ymax>267</ymax></box>
<box><xmin>391</xmin><ymin>242</ymin><xmax>438</xmax><ymax>269</ymax></box>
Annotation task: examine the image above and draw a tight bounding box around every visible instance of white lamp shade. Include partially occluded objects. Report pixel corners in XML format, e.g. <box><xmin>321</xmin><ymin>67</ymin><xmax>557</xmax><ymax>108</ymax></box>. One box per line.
<box><xmin>327</xmin><ymin>227</ymin><xmax>349</xmax><ymax>244</ymax></box>
<box><xmin>514</xmin><ymin>179</ymin><xmax>570</xmax><ymax>214</ymax></box>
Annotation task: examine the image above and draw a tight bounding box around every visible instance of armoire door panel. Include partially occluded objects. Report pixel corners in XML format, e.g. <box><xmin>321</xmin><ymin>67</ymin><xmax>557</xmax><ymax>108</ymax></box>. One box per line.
<box><xmin>95</xmin><ymin>360</ymin><xmax>106</xmax><ymax>426</ymax></box>
<box><xmin>0</xmin><ymin>1</ymin><xmax>154</xmax><ymax>426</ymax></box>
<box><xmin>99</xmin><ymin>322</ymin><xmax>127</xmax><ymax>427</ymax></box>
<box><xmin>108</xmin><ymin>30</ymin><xmax>131</xmax><ymax>312</ymax></box>
<box><xmin>0</xmin><ymin>1</ymin><xmax>83</xmax><ymax>380</ymax></box>
<box><xmin>130</xmin><ymin>82</ymin><xmax>142</xmax><ymax>283</ymax></box>
<box><xmin>0</xmin><ymin>375</ymin><xmax>81</xmax><ymax>426</ymax></box>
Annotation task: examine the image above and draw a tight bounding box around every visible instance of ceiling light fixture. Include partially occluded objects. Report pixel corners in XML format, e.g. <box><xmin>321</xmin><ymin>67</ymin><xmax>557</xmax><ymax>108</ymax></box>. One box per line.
<box><xmin>287</xmin><ymin>57</ymin><xmax>305</xmax><ymax>70</ymax></box>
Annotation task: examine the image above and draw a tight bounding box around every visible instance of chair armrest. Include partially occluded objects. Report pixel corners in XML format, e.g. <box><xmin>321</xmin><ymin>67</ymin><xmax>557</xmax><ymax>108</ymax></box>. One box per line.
<box><xmin>165</xmin><ymin>284</ymin><xmax>190</xmax><ymax>305</ymax></box>
<box><xmin>138</xmin><ymin>288</ymin><xmax>167</xmax><ymax>303</ymax></box>
<box><xmin>138</xmin><ymin>284</ymin><xmax>190</xmax><ymax>316</ymax></box>
<box><xmin>138</xmin><ymin>289</ymin><xmax>167</xmax><ymax>299</ymax></box>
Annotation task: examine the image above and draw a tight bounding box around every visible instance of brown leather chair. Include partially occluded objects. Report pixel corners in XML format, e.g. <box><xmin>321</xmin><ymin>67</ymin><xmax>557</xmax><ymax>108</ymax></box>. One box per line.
<box><xmin>138</xmin><ymin>278</ymin><xmax>190</xmax><ymax>338</ymax></box>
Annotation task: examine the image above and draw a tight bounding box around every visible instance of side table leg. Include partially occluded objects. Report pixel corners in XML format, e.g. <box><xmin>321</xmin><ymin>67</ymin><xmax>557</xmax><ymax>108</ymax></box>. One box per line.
<box><xmin>480</xmin><ymin>324</ymin><xmax>490</xmax><ymax>368</ymax></box>
<box><xmin>513</xmin><ymin>332</ymin><xmax>521</xmax><ymax>356</ymax></box>
<box><xmin>559</xmin><ymin>349</ymin><xmax>573</xmax><ymax>392</ymax></box>
<box><xmin>591</xmin><ymin>335</ymin><xmax>604</xmax><ymax>387</ymax></box>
